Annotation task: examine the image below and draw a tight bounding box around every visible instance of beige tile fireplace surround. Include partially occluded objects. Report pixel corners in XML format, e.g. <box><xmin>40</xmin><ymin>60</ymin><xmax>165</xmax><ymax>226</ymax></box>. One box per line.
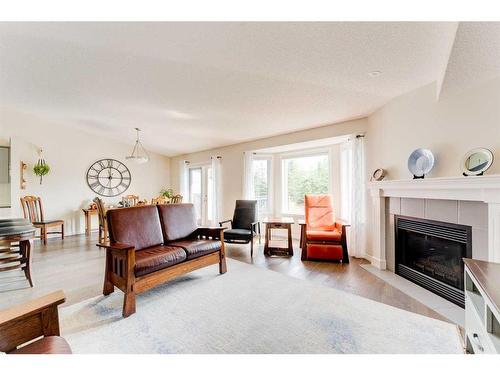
<box><xmin>368</xmin><ymin>175</ymin><xmax>500</xmax><ymax>270</ymax></box>
<box><xmin>365</xmin><ymin>175</ymin><xmax>500</xmax><ymax>325</ymax></box>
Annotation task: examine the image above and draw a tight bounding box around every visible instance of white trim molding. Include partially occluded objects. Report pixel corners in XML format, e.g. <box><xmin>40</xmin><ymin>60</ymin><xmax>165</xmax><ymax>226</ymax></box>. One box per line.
<box><xmin>368</xmin><ymin>175</ymin><xmax>500</xmax><ymax>268</ymax></box>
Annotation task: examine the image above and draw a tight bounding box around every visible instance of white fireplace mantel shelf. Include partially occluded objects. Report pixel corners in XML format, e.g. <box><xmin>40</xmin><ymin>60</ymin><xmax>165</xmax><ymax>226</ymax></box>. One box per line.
<box><xmin>368</xmin><ymin>174</ymin><xmax>500</xmax><ymax>204</ymax></box>
<box><xmin>367</xmin><ymin>175</ymin><xmax>500</xmax><ymax>269</ymax></box>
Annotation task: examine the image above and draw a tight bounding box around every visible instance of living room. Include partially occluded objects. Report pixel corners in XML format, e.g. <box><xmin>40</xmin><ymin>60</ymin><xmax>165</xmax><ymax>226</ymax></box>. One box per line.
<box><xmin>1</xmin><ymin>1</ymin><xmax>500</xmax><ymax>373</ymax></box>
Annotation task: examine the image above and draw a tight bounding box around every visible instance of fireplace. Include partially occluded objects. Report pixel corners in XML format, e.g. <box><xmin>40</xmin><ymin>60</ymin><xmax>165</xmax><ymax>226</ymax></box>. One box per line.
<box><xmin>395</xmin><ymin>215</ymin><xmax>472</xmax><ymax>307</ymax></box>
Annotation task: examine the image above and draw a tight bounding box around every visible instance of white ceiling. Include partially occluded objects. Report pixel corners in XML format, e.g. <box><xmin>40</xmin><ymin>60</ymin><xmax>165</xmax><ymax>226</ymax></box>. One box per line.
<box><xmin>440</xmin><ymin>22</ymin><xmax>500</xmax><ymax>96</ymax></box>
<box><xmin>0</xmin><ymin>22</ymin><xmax>488</xmax><ymax>156</ymax></box>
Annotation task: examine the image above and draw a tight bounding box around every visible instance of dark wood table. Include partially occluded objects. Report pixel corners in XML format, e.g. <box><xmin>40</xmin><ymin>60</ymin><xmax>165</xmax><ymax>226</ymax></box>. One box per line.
<box><xmin>0</xmin><ymin>218</ymin><xmax>36</xmax><ymax>287</ymax></box>
<box><xmin>263</xmin><ymin>217</ymin><xmax>294</xmax><ymax>257</ymax></box>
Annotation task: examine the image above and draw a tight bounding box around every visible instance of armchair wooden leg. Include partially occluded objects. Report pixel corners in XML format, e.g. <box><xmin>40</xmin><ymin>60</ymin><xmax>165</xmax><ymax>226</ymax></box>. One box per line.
<box><xmin>61</xmin><ymin>223</ymin><xmax>64</xmax><ymax>240</ymax></box>
<box><xmin>250</xmin><ymin>236</ymin><xmax>254</xmax><ymax>257</ymax></box>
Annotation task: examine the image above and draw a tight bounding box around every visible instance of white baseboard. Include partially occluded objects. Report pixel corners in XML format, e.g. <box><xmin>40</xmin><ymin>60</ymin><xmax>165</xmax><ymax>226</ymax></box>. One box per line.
<box><xmin>360</xmin><ymin>252</ymin><xmax>387</xmax><ymax>270</ymax></box>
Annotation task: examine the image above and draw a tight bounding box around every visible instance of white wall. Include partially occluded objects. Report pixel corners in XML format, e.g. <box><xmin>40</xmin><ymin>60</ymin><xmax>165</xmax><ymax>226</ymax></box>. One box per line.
<box><xmin>0</xmin><ymin>108</ymin><xmax>171</xmax><ymax>236</ymax></box>
<box><xmin>364</xmin><ymin>76</ymin><xmax>500</xmax><ymax>259</ymax></box>
<box><xmin>170</xmin><ymin>118</ymin><xmax>368</xmax><ymax>223</ymax></box>
<box><xmin>367</xmin><ymin>78</ymin><xmax>500</xmax><ymax>180</ymax></box>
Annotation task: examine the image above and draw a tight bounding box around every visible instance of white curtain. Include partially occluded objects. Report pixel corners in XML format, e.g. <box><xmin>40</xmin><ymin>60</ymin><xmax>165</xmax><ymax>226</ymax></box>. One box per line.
<box><xmin>349</xmin><ymin>135</ymin><xmax>367</xmax><ymax>258</ymax></box>
<box><xmin>242</xmin><ymin>151</ymin><xmax>254</xmax><ymax>199</ymax></box>
<box><xmin>179</xmin><ymin>160</ymin><xmax>189</xmax><ymax>201</ymax></box>
<box><xmin>211</xmin><ymin>156</ymin><xmax>222</xmax><ymax>226</ymax></box>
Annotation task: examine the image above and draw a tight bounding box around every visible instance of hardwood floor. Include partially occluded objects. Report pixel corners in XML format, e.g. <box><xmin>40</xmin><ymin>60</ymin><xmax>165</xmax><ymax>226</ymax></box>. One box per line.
<box><xmin>0</xmin><ymin>233</ymin><xmax>447</xmax><ymax>323</ymax></box>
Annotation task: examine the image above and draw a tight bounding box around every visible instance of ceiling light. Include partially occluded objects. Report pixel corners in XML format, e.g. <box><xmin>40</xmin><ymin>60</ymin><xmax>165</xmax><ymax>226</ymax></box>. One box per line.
<box><xmin>368</xmin><ymin>71</ymin><xmax>381</xmax><ymax>77</ymax></box>
<box><xmin>126</xmin><ymin>128</ymin><xmax>149</xmax><ymax>164</ymax></box>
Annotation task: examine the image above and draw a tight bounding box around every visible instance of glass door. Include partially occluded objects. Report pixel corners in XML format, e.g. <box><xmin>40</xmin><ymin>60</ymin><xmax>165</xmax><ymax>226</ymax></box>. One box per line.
<box><xmin>188</xmin><ymin>165</ymin><xmax>213</xmax><ymax>225</ymax></box>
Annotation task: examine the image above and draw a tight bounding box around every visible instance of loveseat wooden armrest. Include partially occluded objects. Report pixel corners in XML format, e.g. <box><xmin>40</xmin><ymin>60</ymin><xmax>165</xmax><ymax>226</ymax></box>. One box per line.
<box><xmin>96</xmin><ymin>241</ymin><xmax>135</xmax><ymax>251</ymax></box>
<box><xmin>0</xmin><ymin>290</ymin><xmax>69</xmax><ymax>353</ymax></box>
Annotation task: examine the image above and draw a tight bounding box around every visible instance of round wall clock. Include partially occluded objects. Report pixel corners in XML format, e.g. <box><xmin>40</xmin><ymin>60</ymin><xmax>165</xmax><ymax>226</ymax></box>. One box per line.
<box><xmin>86</xmin><ymin>159</ymin><xmax>131</xmax><ymax>197</ymax></box>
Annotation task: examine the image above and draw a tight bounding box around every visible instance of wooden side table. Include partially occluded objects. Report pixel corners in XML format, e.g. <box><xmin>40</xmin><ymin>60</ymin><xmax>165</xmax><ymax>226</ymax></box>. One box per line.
<box><xmin>82</xmin><ymin>208</ymin><xmax>98</xmax><ymax>236</ymax></box>
<box><xmin>263</xmin><ymin>217</ymin><xmax>294</xmax><ymax>257</ymax></box>
<box><xmin>0</xmin><ymin>218</ymin><xmax>36</xmax><ymax>287</ymax></box>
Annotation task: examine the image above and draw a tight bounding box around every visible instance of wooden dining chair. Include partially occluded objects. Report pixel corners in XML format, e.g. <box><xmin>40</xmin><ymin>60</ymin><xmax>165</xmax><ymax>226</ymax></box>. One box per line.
<box><xmin>93</xmin><ymin>197</ymin><xmax>108</xmax><ymax>244</ymax></box>
<box><xmin>121</xmin><ymin>195</ymin><xmax>139</xmax><ymax>207</ymax></box>
<box><xmin>170</xmin><ymin>194</ymin><xmax>183</xmax><ymax>204</ymax></box>
<box><xmin>20</xmin><ymin>196</ymin><xmax>64</xmax><ymax>245</ymax></box>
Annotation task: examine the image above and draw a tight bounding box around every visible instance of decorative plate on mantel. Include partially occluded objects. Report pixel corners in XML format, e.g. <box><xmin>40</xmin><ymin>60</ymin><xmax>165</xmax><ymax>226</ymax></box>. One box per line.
<box><xmin>407</xmin><ymin>148</ymin><xmax>435</xmax><ymax>179</ymax></box>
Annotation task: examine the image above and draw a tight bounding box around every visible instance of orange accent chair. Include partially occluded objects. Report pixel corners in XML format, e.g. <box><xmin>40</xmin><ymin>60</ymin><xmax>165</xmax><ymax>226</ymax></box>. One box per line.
<box><xmin>299</xmin><ymin>194</ymin><xmax>349</xmax><ymax>262</ymax></box>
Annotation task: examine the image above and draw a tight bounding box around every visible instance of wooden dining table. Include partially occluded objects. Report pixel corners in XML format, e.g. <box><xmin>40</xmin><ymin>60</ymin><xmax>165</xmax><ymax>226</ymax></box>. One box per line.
<box><xmin>0</xmin><ymin>218</ymin><xmax>36</xmax><ymax>287</ymax></box>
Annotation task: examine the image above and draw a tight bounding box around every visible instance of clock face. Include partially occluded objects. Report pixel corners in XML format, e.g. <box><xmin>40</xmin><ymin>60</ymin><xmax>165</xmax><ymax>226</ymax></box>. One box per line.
<box><xmin>86</xmin><ymin>159</ymin><xmax>131</xmax><ymax>197</ymax></box>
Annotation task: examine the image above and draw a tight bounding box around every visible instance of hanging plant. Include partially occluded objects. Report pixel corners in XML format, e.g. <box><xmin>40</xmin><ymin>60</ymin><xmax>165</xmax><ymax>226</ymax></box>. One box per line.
<box><xmin>33</xmin><ymin>149</ymin><xmax>50</xmax><ymax>184</ymax></box>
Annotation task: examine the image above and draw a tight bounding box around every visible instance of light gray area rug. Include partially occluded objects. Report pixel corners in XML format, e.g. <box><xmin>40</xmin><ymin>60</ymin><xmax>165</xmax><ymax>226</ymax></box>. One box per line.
<box><xmin>60</xmin><ymin>259</ymin><xmax>463</xmax><ymax>354</ymax></box>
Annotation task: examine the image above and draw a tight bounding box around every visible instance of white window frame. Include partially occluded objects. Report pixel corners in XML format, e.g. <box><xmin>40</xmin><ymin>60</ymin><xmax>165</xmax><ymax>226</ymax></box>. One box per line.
<box><xmin>280</xmin><ymin>148</ymin><xmax>332</xmax><ymax>216</ymax></box>
<box><xmin>252</xmin><ymin>154</ymin><xmax>273</xmax><ymax>217</ymax></box>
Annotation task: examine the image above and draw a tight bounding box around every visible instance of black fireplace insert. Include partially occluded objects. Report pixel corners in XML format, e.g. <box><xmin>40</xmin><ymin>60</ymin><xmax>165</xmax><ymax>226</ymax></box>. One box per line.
<box><xmin>395</xmin><ymin>215</ymin><xmax>472</xmax><ymax>307</ymax></box>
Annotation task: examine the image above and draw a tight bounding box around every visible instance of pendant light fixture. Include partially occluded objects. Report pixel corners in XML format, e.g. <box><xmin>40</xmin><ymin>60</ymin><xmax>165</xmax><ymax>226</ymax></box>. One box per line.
<box><xmin>126</xmin><ymin>128</ymin><xmax>149</xmax><ymax>164</ymax></box>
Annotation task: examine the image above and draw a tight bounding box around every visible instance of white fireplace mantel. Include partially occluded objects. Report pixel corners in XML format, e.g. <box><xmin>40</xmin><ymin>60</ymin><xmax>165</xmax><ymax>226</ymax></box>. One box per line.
<box><xmin>367</xmin><ymin>175</ymin><xmax>500</xmax><ymax>269</ymax></box>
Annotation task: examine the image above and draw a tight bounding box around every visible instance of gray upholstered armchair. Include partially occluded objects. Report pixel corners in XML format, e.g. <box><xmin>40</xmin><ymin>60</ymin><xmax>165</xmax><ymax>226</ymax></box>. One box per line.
<box><xmin>219</xmin><ymin>200</ymin><xmax>261</xmax><ymax>257</ymax></box>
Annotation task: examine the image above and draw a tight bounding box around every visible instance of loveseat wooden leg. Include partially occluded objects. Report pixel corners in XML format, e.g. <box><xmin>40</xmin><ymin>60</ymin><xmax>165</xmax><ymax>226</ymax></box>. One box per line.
<box><xmin>102</xmin><ymin>250</ymin><xmax>115</xmax><ymax>295</ymax></box>
<box><xmin>123</xmin><ymin>291</ymin><xmax>136</xmax><ymax>317</ymax></box>
<box><xmin>103</xmin><ymin>281</ymin><xmax>114</xmax><ymax>295</ymax></box>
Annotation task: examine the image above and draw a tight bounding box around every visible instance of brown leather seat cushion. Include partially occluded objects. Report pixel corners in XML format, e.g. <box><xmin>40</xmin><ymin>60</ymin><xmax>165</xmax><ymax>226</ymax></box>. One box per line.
<box><xmin>157</xmin><ymin>204</ymin><xmax>197</xmax><ymax>241</ymax></box>
<box><xmin>169</xmin><ymin>239</ymin><xmax>221</xmax><ymax>260</ymax></box>
<box><xmin>134</xmin><ymin>245</ymin><xmax>187</xmax><ymax>277</ymax></box>
<box><xmin>306</xmin><ymin>229</ymin><xmax>342</xmax><ymax>242</ymax></box>
<box><xmin>9</xmin><ymin>336</ymin><xmax>72</xmax><ymax>354</ymax></box>
<box><xmin>107</xmin><ymin>206</ymin><xmax>164</xmax><ymax>250</ymax></box>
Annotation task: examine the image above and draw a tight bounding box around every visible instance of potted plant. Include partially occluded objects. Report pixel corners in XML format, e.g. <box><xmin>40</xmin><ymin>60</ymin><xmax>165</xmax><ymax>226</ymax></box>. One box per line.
<box><xmin>160</xmin><ymin>188</ymin><xmax>174</xmax><ymax>199</ymax></box>
<box><xmin>33</xmin><ymin>159</ymin><xmax>50</xmax><ymax>185</ymax></box>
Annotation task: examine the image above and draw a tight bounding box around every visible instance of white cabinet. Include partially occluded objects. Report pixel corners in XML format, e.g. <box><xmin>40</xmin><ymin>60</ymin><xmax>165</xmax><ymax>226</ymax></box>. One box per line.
<box><xmin>464</xmin><ymin>259</ymin><xmax>500</xmax><ymax>354</ymax></box>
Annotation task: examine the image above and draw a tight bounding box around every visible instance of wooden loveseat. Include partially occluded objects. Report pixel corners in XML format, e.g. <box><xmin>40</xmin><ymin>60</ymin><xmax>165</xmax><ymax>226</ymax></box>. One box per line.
<box><xmin>98</xmin><ymin>203</ymin><xmax>227</xmax><ymax>317</ymax></box>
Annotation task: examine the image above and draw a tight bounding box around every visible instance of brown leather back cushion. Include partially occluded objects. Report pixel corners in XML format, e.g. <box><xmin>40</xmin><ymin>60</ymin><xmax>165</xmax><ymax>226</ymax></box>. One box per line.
<box><xmin>107</xmin><ymin>205</ymin><xmax>163</xmax><ymax>250</ymax></box>
<box><xmin>157</xmin><ymin>204</ymin><xmax>197</xmax><ymax>241</ymax></box>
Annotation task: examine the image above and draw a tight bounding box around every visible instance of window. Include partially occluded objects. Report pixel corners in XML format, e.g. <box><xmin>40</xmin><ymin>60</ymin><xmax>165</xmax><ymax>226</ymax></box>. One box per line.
<box><xmin>189</xmin><ymin>167</ymin><xmax>202</xmax><ymax>223</ymax></box>
<box><xmin>282</xmin><ymin>153</ymin><xmax>330</xmax><ymax>214</ymax></box>
<box><xmin>252</xmin><ymin>157</ymin><xmax>272</xmax><ymax>214</ymax></box>
<box><xmin>340</xmin><ymin>143</ymin><xmax>352</xmax><ymax>221</ymax></box>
